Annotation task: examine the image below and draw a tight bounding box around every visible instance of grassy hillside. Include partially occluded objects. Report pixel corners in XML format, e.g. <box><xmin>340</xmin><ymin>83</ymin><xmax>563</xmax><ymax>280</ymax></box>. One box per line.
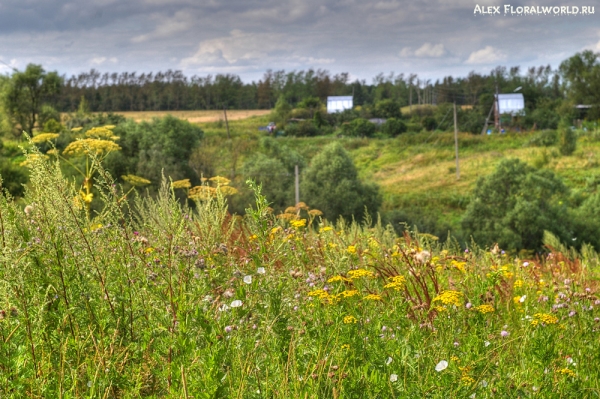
<box><xmin>180</xmin><ymin>111</ymin><xmax>600</xmax><ymax>240</ymax></box>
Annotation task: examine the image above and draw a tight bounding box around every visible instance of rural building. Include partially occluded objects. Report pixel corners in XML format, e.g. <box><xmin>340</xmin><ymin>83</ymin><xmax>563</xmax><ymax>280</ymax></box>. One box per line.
<box><xmin>327</xmin><ymin>96</ymin><xmax>353</xmax><ymax>113</ymax></box>
<box><xmin>497</xmin><ymin>93</ymin><xmax>525</xmax><ymax>115</ymax></box>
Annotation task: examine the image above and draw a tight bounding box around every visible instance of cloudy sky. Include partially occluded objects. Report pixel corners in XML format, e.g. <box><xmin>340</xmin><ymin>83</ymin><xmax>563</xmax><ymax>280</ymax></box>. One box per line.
<box><xmin>0</xmin><ymin>0</ymin><xmax>598</xmax><ymax>83</ymax></box>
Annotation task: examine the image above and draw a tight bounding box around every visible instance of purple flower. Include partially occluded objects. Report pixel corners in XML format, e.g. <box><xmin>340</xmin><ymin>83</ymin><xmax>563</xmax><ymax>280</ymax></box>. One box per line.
<box><xmin>453</xmin><ymin>341</ymin><xmax>459</xmax><ymax>347</ymax></box>
<box><xmin>382</xmin><ymin>326</ymin><xmax>388</xmax><ymax>332</ymax></box>
<box><xmin>465</xmin><ymin>302</ymin><xmax>472</xmax><ymax>309</ymax></box>
<box><xmin>569</xmin><ymin>311</ymin><xmax>576</xmax><ymax>317</ymax></box>
<box><xmin>224</xmin><ymin>325</ymin><xmax>234</xmax><ymax>333</ymax></box>
<box><xmin>501</xmin><ymin>330</ymin><xmax>509</xmax><ymax>338</ymax></box>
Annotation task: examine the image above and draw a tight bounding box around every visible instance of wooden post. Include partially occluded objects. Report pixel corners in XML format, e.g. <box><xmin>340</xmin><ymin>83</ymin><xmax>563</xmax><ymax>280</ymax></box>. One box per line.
<box><xmin>454</xmin><ymin>102</ymin><xmax>460</xmax><ymax>180</ymax></box>
<box><xmin>295</xmin><ymin>165</ymin><xmax>300</xmax><ymax>205</ymax></box>
<box><xmin>223</xmin><ymin>105</ymin><xmax>230</xmax><ymax>140</ymax></box>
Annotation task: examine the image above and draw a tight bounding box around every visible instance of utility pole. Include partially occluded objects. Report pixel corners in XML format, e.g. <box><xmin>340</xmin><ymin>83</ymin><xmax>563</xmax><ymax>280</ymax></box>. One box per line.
<box><xmin>494</xmin><ymin>82</ymin><xmax>499</xmax><ymax>131</ymax></box>
<box><xmin>481</xmin><ymin>102</ymin><xmax>495</xmax><ymax>135</ymax></box>
<box><xmin>295</xmin><ymin>164</ymin><xmax>300</xmax><ymax>205</ymax></box>
<box><xmin>454</xmin><ymin>102</ymin><xmax>460</xmax><ymax>180</ymax></box>
<box><xmin>223</xmin><ymin>105</ymin><xmax>231</xmax><ymax>140</ymax></box>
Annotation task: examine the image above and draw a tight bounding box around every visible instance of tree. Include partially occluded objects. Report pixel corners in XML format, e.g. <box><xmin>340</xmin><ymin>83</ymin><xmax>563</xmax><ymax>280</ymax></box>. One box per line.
<box><xmin>4</xmin><ymin>64</ymin><xmax>62</xmax><ymax>137</ymax></box>
<box><xmin>301</xmin><ymin>142</ymin><xmax>381</xmax><ymax>221</ymax></box>
<box><xmin>462</xmin><ymin>158</ymin><xmax>572</xmax><ymax>251</ymax></box>
<box><xmin>381</xmin><ymin>118</ymin><xmax>407</xmax><ymax>137</ymax></box>
<box><xmin>373</xmin><ymin>99</ymin><xmax>402</xmax><ymax>119</ymax></box>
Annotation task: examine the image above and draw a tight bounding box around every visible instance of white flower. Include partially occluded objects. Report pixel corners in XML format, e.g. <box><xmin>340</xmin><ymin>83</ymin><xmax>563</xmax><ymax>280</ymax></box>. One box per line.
<box><xmin>231</xmin><ymin>300</ymin><xmax>243</xmax><ymax>308</ymax></box>
<box><xmin>520</xmin><ymin>295</ymin><xmax>526</xmax><ymax>303</ymax></box>
<box><xmin>484</xmin><ymin>340</ymin><xmax>490</xmax><ymax>347</ymax></box>
<box><xmin>218</xmin><ymin>304</ymin><xmax>230</xmax><ymax>312</ymax></box>
<box><xmin>386</xmin><ymin>357</ymin><xmax>393</xmax><ymax>365</ymax></box>
<box><xmin>435</xmin><ymin>360</ymin><xmax>448</xmax><ymax>372</ymax></box>
<box><xmin>481</xmin><ymin>380</ymin><xmax>488</xmax><ymax>387</ymax></box>
<box><xmin>523</xmin><ymin>261</ymin><xmax>529</xmax><ymax>267</ymax></box>
<box><xmin>390</xmin><ymin>374</ymin><xmax>398</xmax><ymax>382</ymax></box>
<box><xmin>243</xmin><ymin>275</ymin><xmax>252</xmax><ymax>284</ymax></box>
<box><xmin>257</xmin><ymin>267</ymin><xmax>266</xmax><ymax>274</ymax></box>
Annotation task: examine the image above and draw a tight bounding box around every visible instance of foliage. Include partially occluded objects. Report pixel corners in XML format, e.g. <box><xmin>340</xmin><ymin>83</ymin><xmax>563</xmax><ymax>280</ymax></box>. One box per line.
<box><xmin>462</xmin><ymin>158</ymin><xmax>572</xmax><ymax>251</ymax></box>
<box><xmin>373</xmin><ymin>99</ymin><xmax>402</xmax><ymax>119</ymax></box>
<box><xmin>0</xmin><ymin>159</ymin><xmax>28</xmax><ymax>197</ymax></box>
<box><xmin>528</xmin><ymin>130</ymin><xmax>558</xmax><ymax>147</ymax></box>
<box><xmin>301</xmin><ymin>142</ymin><xmax>381</xmax><ymax>221</ymax></box>
<box><xmin>559</xmin><ymin>50</ymin><xmax>600</xmax><ymax>120</ymax></box>
<box><xmin>1</xmin><ymin>154</ymin><xmax>600</xmax><ymax>397</ymax></box>
<box><xmin>3</xmin><ymin>64</ymin><xmax>62</xmax><ymax>136</ymax></box>
<box><xmin>559</xmin><ymin>125</ymin><xmax>577</xmax><ymax>156</ymax></box>
<box><xmin>341</xmin><ymin>118</ymin><xmax>377</xmax><ymax>137</ymax></box>
<box><xmin>104</xmin><ymin>115</ymin><xmax>203</xmax><ymax>187</ymax></box>
<box><xmin>381</xmin><ymin>117</ymin><xmax>407</xmax><ymax>137</ymax></box>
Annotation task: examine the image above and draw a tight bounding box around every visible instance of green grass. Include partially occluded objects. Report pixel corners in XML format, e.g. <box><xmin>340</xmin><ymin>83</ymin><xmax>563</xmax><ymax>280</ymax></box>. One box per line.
<box><xmin>1</xmin><ymin>151</ymin><xmax>600</xmax><ymax>397</ymax></box>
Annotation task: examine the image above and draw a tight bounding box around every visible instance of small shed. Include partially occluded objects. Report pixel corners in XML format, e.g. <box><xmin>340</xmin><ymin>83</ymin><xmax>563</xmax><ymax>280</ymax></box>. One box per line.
<box><xmin>497</xmin><ymin>93</ymin><xmax>525</xmax><ymax>115</ymax></box>
<box><xmin>327</xmin><ymin>96</ymin><xmax>353</xmax><ymax>113</ymax></box>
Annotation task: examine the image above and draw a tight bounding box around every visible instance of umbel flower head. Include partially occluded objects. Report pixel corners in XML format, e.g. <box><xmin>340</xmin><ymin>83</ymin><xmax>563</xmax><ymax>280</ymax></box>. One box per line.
<box><xmin>171</xmin><ymin>179</ymin><xmax>192</xmax><ymax>189</ymax></box>
<box><xmin>31</xmin><ymin>133</ymin><xmax>60</xmax><ymax>144</ymax></box>
<box><xmin>63</xmin><ymin>139</ymin><xmax>121</xmax><ymax>157</ymax></box>
<box><xmin>122</xmin><ymin>174</ymin><xmax>151</xmax><ymax>187</ymax></box>
<box><xmin>85</xmin><ymin>126</ymin><xmax>119</xmax><ymax>141</ymax></box>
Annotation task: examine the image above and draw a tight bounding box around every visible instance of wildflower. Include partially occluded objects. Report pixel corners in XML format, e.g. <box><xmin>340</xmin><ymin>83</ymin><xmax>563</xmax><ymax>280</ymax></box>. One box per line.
<box><xmin>523</xmin><ymin>261</ymin><xmax>529</xmax><ymax>267</ymax></box>
<box><xmin>347</xmin><ymin>245</ymin><xmax>357</xmax><ymax>254</ymax></box>
<box><xmin>290</xmin><ymin>219</ymin><xmax>307</xmax><ymax>228</ymax></box>
<box><xmin>475</xmin><ymin>304</ymin><xmax>495</xmax><ymax>314</ymax></box>
<box><xmin>122</xmin><ymin>174</ymin><xmax>151</xmax><ymax>187</ymax></box>
<box><xmin>484</xmin><ymin>341</ymin><xmax>490</xmax><ymax>347</ymax></box>
<box><xmin>341</xmin><ymin>344</ymin><xmax>350</xmax><ymax>350</ymax></box>
<box><xmin>465</xmin><ymin>302</ymin><xmax>472</xmax><ymax>309</ymax></box>
<box><xmin>432</xmin><ymin>290</ymin><xmax>463</xmax><ymax>307</ymax></box>
<box><xmin>557</xmin><ymin>368</ymin><xmax>576</xmax><ymax>378</ymax></box>
<box><xmin>415</xmin><ymin>250</ymin><xmax>431</xmax><ymax>264</ymax></box>
<box><xmin>327</xmin><ymin>275</ymin><xmax>351</xmax><ymax>283</ymax></box>
<box><xmin>435</xmin><ymin>360</ymin><xmax>449</xmax><ymax>372</ymax></box>
<box><xmin>63</xmin><ymin>138</ymin><xmax>121</xmax><ymax>156</ymax></box>
<box><xmin>243</xmin><ymin>275</ymin><xmax>252</xmax><ymax>284</ymax></box>
<box><xmin>171</xmin><ymin>179</ymin><xmax>192</xmax><ymax>189</ymax></box>
<box><xmin>257</xmin><ymin>267</ymin><xmax>266</xmax><ymax>274</ymax></box>
<box><xmin>390</xmin><ymin>374</ymin><xmax>398</xmax><ymax>382</ymax></box>
<box><xmin>450</xmin><ymin>355</ymin><xmax>459</xmax><ymax>362</ymax></box>
<box><xmin>531</xmin><ymin>313</ymin><xmax>558</xmax><ymax>326</ymax></box>
<box><xmin>31</xmin><ymin>133</ymin><xmax>59</xmax><ymax>144</ymax></box>
<box><xmin>224</xmin><ymin>325</ymin><xmax>234</xmax><ymax>333</ymax></box>
<box><xmin>454</xmin><ymin>341</ymin><xmax>459</xmax><ymax>347</ymax></box>
<box><xmin>343</xmin><ymin>315</ymin><xmax>358</xmax><ymax>324</ymax></box>
<box><xmin>24</xmin><ymin>205</ymin><xmax>34</xmax><ymax>216</ymax></box>
<box><xmin>569</xmin><ymin>311</ymin><xmax>576</xmax><ymax>317</ymax></box>
<box><xmin>145</xmin><ymin>247</ymin><xmax>154</xmax><ymax>254</ymax></box>
<box><xmin>230</xmin><ymin>300</ymin><xmax>243</xmax><ymax>308</ymax></box>
<box><xmin>384</xmin><ymin>275</ymin><xmax>406</xmax><ymax>290</ymax></box>
<box><xmin>347</xmin><ymin>269</ymin><xmax>375</xmax><ymax>279</ymax></box>
<box><xmin>514</xmin><ymin>279</ymin><xmax>523</xmax><ymax>288</ymax></box>
<box><xmin>386</xmin><ymin>357</ymin><xmax>393</xmax><ymax>365</ymax></box>
<box><xmin>500</xmin><ymin>330</ymin><xmax>509</xmax><ymax>338</ymax></box>
<box><xmin>339</xmin><ymin>290</ymin><xmax>359</xmax><ymax>298</ymax></box>
<box><xmin>319</xmin><ymin>226</ymin><xmax>333</xmax><ymax>233</ymax></box>
<box><xmin>308</xmin><ymin>209</ymin><xmax>323</xmax><ymax>217</ymax></box>
<box><xmin>363</xmin><ymin>294</ymin><xmax>382</xmax><ymax>301</ymax></box>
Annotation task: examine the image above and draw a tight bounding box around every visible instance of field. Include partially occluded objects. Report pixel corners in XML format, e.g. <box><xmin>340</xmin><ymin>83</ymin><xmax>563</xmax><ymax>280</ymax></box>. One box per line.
<box><xmin>105</xmin><ymin>110</ymin><xmax>272</xmax><ymax>123</ymax></box>
<box><xmin>1</xmin><ymin>151</ymin><xmax>600</xmax><ymax>398</ymax></box>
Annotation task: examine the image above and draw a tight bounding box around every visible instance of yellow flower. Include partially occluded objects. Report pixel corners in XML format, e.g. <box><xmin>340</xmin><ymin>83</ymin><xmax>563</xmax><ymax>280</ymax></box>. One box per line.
<box><xmin>339</xmin><ymin>290</ymin><xmax>359</xmax><ymax>298</ymax></box>
<box><xmin>63</xmin><ymin>139</ymin><xmax>121</xmax><ymax>156</ymax></box>
<box><xmin>188</xmin><ymin>186</ymin><xmax>217</xmax><ymax>200</ymax></box>
<box><xmin>347</xmin><ymin>245</ymin><xmax>357</xmax><ymax>254</ymax></box>
<box><xmin>514</xmin><ymin>279</ymin><xmax>523</xmax><ymax>288</ymax></box>
<box><xmin>307</xmin><ymin>290</ymin><xmax>329</xmax><ymax>299</ymax></box>
<box><xmin>451</xmin><ymin>260</ymin><xmax>466</xmax><ymax>272</ymax></box>
<box><xmin>31</xmin><ymin>133</ymin><xmax>60</xmax><ymax>144</ymax></box>
<box><xmin>308</xmin><ymin>209</ymin><xmax>323</xmax><ymax>217</ymax></box>
<box><xmin>209</xmin><ymin>176</ymin><xmax>231</xmax><ymax>185</ymax></box>
<box><xmin>558</xmin><ymin>368</ymin><xmax>576</xmax><ymax>377</ymax></box>
<box><xmin>363</xmin><ymin>294</ymin><xmax>382</xmax><ymax>301</ymax></box>
<box><xmin>450</xmin><ymin>355</ymin><xmax>459</xmax><ymax>362</ymax></box>
<box><xmin>249</xmin><ymin>234</ymin><xmax>258</xmax><ymax>241</ymax></box>
<box><xmin>290</xmin><ymin>219</ymin><xmax>307</xmax><ymax>228</ymax></box>
<box><xmin>80</xmin><ymin>191</ymin><xmax>93</xmax><ymax>203</ymax></box>
<box><xmin>432</xmin><ymin>290</ymin><xmax>463</xmax><ymax>307</ymax></box>
<box><xmin>341</xmin><ymin>344</ymin><xmax>350</xmax><ymax>350</ymax></box>
<box><xmin>343</xmin><ymin>315</ymin><xmax>357</xmax><ymax>324</ymax></box>
<box><xmin>85</xmin><ymin>126</ymin><xmax>118</xmax><ymax>140</ymax></box>
<box><xmin>171</xmin><ymin>179</ymin><xmax>192</xmax><ymax>189</ymax></box>
<box><xmin>319</xmin><ymin>226</ymin><xmax>333</xmax><ymax>233</ymax></box>
<box><xmin>347</xmin><ymin>269</ymin><xmax>375</xmax><ymax>279</ymax></box>
<box><xmin>327</xmin><ymin>275</ymin><xmax>352</xmax><ymax>283</ymax></box>
<box><xmin>531</xmin><ymin>313</ymin><xmax>558</xmax><ymax>326</ymax></box>
<box><xmin>384</xmin><ymin>275</ymin><xmax>406</xmax><ymax>291</ymax></box>
<box><xmin>145</xmin><ymin>247</ymin><xmax>155</xmax><ymax>254</ymax></box>
<box><xmin>475</xmin><ymin>304</ymin><xmax>495</xmax><ymax>314</ymax></box>
<box><xmin>122</xmin><ymin>174</ymin><xmax>151</xmax><ymax>187</ymax></box>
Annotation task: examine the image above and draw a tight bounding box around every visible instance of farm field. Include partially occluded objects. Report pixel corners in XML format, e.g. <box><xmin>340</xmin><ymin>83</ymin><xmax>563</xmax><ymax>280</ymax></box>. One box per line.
<box><xmin>104</xmin><ymin>109</ymin><xmax>272</xmax><ymax>123</ymax></box>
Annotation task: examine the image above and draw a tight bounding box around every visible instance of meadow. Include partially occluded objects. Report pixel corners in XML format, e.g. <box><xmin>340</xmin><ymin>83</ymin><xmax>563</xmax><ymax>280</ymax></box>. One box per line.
<box><xmin>1</xmin><ymin>144</ymin><xmax>599</xmax><ymax>398</ymax></box>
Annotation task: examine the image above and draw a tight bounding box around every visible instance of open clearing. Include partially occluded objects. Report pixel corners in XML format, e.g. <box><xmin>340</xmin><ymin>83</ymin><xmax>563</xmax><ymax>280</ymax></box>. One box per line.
<box><xmin>102</xmin><ymin>109</ymin><xmax>271</xmax><ymax>123</ymax></box>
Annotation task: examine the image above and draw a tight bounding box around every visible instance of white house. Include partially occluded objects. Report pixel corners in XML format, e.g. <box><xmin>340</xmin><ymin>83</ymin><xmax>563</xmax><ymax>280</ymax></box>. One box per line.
<box><xmin>327</xmin><ymin>96</ymin><xmax>353</xmax><ymax>113</ymax></box>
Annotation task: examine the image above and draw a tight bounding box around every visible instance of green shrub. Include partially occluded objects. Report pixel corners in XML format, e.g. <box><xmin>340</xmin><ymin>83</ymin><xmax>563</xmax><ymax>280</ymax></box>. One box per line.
<box><xmin>381</xmin><ymin>118</ymin><xmax>407</xmax><ymax>137</ymax></box>
<box><xmin>341</xmin><ymin>118</ymin><xmax>376</xmax><ymax>137</ymax></box>
<box><xmin>559</xmin><ymin>125</ymin><xmax>577</xmax><ymax>155</ymax></box>
<box><xmin>528</xmin><ymin>130</ymin><xmax>558</xmax><ymax>147</ymax></box>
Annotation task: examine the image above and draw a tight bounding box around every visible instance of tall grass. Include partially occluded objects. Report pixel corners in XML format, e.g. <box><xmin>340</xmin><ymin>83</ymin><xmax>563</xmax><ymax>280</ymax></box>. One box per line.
<box><xmin>0</xmin><ymin>149</ymin><xmax>599</xmax><ymax>397</ymax></box>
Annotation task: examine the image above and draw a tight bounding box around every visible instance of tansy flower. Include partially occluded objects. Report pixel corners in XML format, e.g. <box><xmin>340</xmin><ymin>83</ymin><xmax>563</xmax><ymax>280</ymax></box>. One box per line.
<box><xmin>343</xmin><ymin>315</ymin><xmax>358</xmax><ymax>324</ymax></box>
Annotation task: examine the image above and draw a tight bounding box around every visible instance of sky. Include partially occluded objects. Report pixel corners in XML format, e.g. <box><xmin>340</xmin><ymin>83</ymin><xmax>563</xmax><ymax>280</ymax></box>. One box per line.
<box><xmin>0</xmin><ymin>0</ymin><xmax>598</xmax><ymax>83</ymax></box>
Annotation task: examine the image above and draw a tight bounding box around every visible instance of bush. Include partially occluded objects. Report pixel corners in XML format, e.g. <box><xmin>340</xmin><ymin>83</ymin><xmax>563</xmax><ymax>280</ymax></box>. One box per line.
<box><xmin>559</xmin><ymin>125</ymin><xmax>577</xmax><ymax>155</ymax></box>
<box><xmin>462</xmin><ymin>158</ymin><xmax>572</xmax><ymax>250</ymax></box>
<box><xmin>373</xmin><ymin>99</ymin><xmax>402</xmax><ymax>119</ymax></box>
<box><xmin>301</xmin><ymin>142</ymin><xmax>381</xmax><ymax>221</ymax></box>
<box><xmin>0</xmin><ymin>159</ymin><xmax>28</xmax><ymax>198</ymax></box>
<box><xmin>341</xmin><ymin>118</ymin><xmax>376</xmax><ymax>137</ymax></box>
<box><xmin>528</xmin><ymin>130</ymin><xmax>558</xmax><ymax>147</ymax></box>
<box><xmin>381</xmin><ymin>118</ymin><xmax>407</xmax><ymax>137</ymax></box>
